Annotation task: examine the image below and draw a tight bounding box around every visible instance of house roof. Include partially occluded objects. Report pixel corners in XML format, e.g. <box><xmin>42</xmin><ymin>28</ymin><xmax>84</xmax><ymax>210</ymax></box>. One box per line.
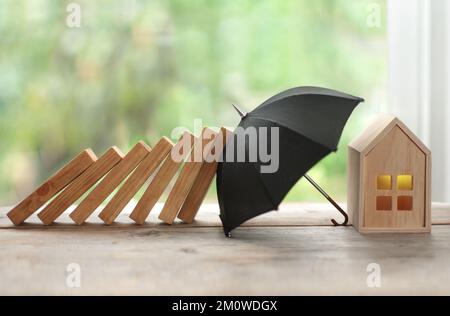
<box><xmin>348</xmin><ymin>113</ymin><xmax>431</xmax><ymax>156</ymax></box>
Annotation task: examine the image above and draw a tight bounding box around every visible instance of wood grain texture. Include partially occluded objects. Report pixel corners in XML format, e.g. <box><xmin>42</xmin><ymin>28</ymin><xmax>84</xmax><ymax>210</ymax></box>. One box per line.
<box><xmin>129</xmin><ymin>132</ymin><xmax>196</xmax><ymax>224</ymax></box>
<box><xmin>177</xmin><ymin>127</ymin><xmax>232</xmax><ymax>223</ymax></box>
<box><xmin>347</xmin><ymin>146</ymin><xmax>360</xmax><ymax>227</ymax></box>
<box><xmin>348</xmin><ymin>114</ymin><xmax>432</xmax><ymax>233</ymax></box>
<box><xmin>69</xmin><ymin>142</ymin><xmax>151</xmax><ymax>225</ymax></box>
<box><xmin>99</xmin><ymin>137</ymin><xmax>173</xmax><ymax>225</ymax></box>
<box><xmin>6</xmin><ymin>149</ymin><xmax>97</xmax><ymax>225</ymax></box>
<box><xmin>362</xmin><ymin>126</ymin><xmax>428</xmax><ymax>232</ymax></box>
<box><xmin>1</xmin><ymin>202</ymin><xmax>449</xmax><ymax>229</ymax></box>
<box><xmin>158</xmin><ymin>128</ymin><xmax>216</xmax><ymax>224</ymax></box>
<box><xmin>37</xmin><ymin>147</ymin><xmax>123</xmax><ymax>225</ymax></box>
<box><xmin>350</xmin><ymin>114</ymin><xmax>431</xmax><ymax>156</ymax></box>
<box><xmin>425</xmin><ymin>152</ymin><xmax>432</xmax><ymax>231</ymax></box>
<box><xmin>0</xmin><ymin>203</ymin><xmax>449</xmax><ymax>295</ymax></box>
<box><xmin>349</xmin><ymin>114</ymin><xmax>395</xmax><ymax>153</ymax></box>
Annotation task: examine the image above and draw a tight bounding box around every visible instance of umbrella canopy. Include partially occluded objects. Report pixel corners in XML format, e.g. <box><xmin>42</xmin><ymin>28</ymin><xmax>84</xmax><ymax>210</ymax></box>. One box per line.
<box><xmin>217</xmin><ymin>86</ymin><xmax>364</xmax><ymax>236</ymax></box>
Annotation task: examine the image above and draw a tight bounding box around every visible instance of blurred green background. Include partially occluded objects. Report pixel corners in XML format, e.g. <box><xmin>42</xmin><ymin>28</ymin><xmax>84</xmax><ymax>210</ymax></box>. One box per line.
<box><xmin>0</xmin><ymin>0</ymin><xmax>387</xmax><ymax>205</ymax></box>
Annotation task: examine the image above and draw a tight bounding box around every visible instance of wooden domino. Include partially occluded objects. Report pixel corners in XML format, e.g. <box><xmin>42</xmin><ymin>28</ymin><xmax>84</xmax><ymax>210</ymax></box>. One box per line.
<box><xmin>98</xmin><ymin>137</ymin><xmax>174</xmax><ymax>225</ymax></box>
<box><xmin>158</xmin><ymin>128</ymin><xmax>217</xmax><ymax>225</ymax></box>
<box><xmin>177</xmin><ymin>127</ymin><xmax>232</xmax><ymax>223</ymax></box>
<box><xmin>8</xmin><ymin>130</ymin><xmax>228</xmax><ymax>226</ymax></box>
<box><xmin>69</xmin><ymin>141</ymin><xmax>151</xmax><ymax>225</ymax></box>
<box><xmin>7</xmin><ymin>149</ymin><xmax>97</xmax><ymax>225</ymax></box>
<box><xmin>129</xmin><ymin>131</ymin><xmax>196</xmax><ymax>225</ymax></box>
<box><xmin>37</xmin><ymin>147</ymin><xmax>124</xmax><ymax>225</ymax></box>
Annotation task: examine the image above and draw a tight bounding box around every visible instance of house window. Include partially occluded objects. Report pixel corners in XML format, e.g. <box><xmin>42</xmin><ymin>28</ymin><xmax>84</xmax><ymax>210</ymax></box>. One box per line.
<box><xmin>377</xmin><ymin>175</ymin><xmax>392</xmax><ymax>190</ymax></box>
<box><xmin>397</xmin><ymin>175</ymin><xmax>413</xmax><ymax>190</ymax></box>
<box><xmin>376</xmin><ymin>174</ymin><xmax>413</xmax><ymax>211</ymax></box>
<box><xmin>376</xmin><ymin>196</ymin><xmax>392</xmax><ymax>210</ymax></box>
<box><xmin>397</xmin><ymin>196</ymin><xmax>413</xmax><ymax>211</ymax></box>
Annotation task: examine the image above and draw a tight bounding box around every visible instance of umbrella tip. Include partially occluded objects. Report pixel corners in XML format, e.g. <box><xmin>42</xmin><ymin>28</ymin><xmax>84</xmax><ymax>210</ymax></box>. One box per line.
<box><xmin>223</xmin><ymin>228</ymin><xmax>232</xmax><ymax>238</ymax></box>
<box><xmin>232</xmin><ymin>104</ymin><xmax>247</xmax><ymax>118</ymax></box>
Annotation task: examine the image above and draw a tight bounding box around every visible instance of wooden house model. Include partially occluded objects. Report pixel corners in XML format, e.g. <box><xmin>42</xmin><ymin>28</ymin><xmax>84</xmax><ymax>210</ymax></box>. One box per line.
<box><xmin>347</xmin><ymin>114</ymin><xmax>431</xmax><ymax>233</ymax></box>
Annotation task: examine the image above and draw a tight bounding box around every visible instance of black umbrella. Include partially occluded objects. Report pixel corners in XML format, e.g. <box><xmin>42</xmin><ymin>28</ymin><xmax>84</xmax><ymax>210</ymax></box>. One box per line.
<box><xmin>216</xmin><ymin>86</ymin><xmax>363</xmax><ymax>236</ymax></box>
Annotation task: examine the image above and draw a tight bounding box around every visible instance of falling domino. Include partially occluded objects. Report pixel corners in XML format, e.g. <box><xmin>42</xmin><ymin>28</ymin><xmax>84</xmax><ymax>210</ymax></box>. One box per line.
<box><xmin>158</xmin><ymin>128</ymin><xmax>217</xmax><ymax>225</ymax></box>
<box><xmin>98</xmin><ymin>137</ymin><xmax>174</xmax><ymax>225</ymax></box>
<box><xmin>129</xmin><ymin>131</ymin><xmax>196</xmax><ymax>225</ymax></box>
<box><xmin>37</xmin><ymin>147</ymin><xmax>124</xmax><ymax>225</ymax></box>
<box><xmin>8</xmin><ymin>130</ymin><xmax>230</xmax><ymax>226</ymax></box>
<box><xmin>7</xmin><ymin>149</ymin><xmax>97</xmax><ymax>225</ymax></box>
<box><xmin>177</xmin><ymin>127</ymin><xmax>232</xmax><ymax>223</ymax></box>
<box><xmin>69</xmin><ymin>141</ymin><xmax>151</xmax><ymax>225</ymax></box>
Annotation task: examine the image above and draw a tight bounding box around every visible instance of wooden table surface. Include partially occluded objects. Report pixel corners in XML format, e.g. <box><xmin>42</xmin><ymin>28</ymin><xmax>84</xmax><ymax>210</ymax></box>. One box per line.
<box><xmin>1</xmin><ymin>202</ymin><xmax>450</xmax><ymax>295</ymax></box>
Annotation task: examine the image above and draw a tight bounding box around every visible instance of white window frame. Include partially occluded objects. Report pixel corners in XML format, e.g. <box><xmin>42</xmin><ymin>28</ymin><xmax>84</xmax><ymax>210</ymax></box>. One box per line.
<box><xmin>388</xmin><ymin>0</ymin><xmax>450</xmax><ymax>202</ymax></box>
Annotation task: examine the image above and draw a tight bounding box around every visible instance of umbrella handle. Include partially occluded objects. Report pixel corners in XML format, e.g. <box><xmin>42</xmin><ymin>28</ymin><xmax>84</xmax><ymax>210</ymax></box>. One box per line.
<box><xmin>304</xmin><ymin>174</ymin><xmax>349</xmax><ymax>226</ymax></box>
<box><xmin>327</xmin><ymin>197</ymin><xmax>349</xmax><ymax>226</ymax></box>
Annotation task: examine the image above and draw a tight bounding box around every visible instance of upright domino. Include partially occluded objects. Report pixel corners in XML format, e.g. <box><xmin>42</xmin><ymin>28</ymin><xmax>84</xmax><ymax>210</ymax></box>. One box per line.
<box><xmin>37</xmin><ymin>147</ymin><xmax>123</xmax><ymax>225</ymax></box>
<box><xmin>98</xmin><ymin>137</ymin><xmax>174</xmax><ymax>225</ymax></box>
<box><xmin>69</xmin><ymin>141</ymin><xmax>151</xmax><ymax>225</ymax></box>
<box><xmin>177</xmin><ymin>127</ymin><xmax>232</xmax><ymax>223</ymax></box>
<box><xmin>129</xmin><ymin>131</ymin><xmax>196</xmax><ymax>224</ymax></box>
<box><xmin>158</xmin><ymin>128</ymin><xmax>217</xmax><ymax>225</ymax></box>
<box><xmin>7</xmin><ymin>149</ymin><xmax>97</xmax><ymax>225</ymax></box>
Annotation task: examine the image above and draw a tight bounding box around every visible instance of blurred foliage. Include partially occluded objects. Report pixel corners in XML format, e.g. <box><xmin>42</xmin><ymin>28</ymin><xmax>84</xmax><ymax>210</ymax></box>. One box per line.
<box><xmin>0</xmin><ymin>0</ymin><xmax>386</xmax><ymax>204</ymax></box>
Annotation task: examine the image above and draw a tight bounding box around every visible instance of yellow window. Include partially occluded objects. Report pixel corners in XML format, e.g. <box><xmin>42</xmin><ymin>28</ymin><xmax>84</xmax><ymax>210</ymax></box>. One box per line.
<box><xmin>377</xmin><ymin>175</ymin><xmax>392</xmax><ymax>190</ymax></box>
<box><xmin>397</xmin><ymin>175</ymin><xmax>413</xmax><ymax>190</ymax></box>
